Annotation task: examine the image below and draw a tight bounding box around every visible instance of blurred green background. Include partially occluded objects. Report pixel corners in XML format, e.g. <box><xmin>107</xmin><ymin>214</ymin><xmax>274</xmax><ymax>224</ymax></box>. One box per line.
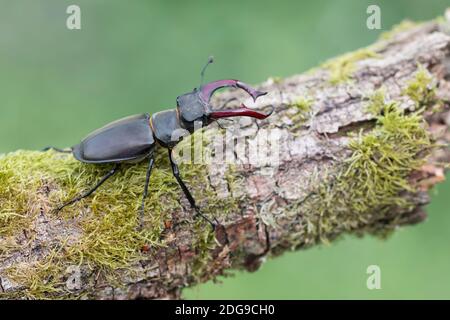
<box><xmin>0</xmin><ymin>0</ymin><xmax>449</xmax><ymax>299</ymax></box>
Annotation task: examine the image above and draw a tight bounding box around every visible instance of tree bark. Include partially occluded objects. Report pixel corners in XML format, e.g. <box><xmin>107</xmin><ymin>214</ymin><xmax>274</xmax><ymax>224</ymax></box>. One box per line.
<box><xmin>1</xmin><ymin>14</ymin><xmax>450</xmax><ymax>299</ymax></box>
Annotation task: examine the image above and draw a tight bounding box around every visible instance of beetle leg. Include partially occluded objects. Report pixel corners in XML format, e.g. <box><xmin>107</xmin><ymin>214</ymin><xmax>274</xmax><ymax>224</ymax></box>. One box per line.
<box><xmin>41</xmin><ymin>146</ymin><xmax>71</xmax><ymax>153</ymax></box>
<box><xmin>55</xmin><ymin>164</ymin><xmax>119</xmax><ymax>213</ymax></box>
<box><xmin>138</xmin><ymin>156</ymin><xmax>155</xmax><ymax>230</ymax></box>
<box><xmin>168</xmin><ymin>150</ymin><xmax>216</xmax><ymax>230</ymax></box>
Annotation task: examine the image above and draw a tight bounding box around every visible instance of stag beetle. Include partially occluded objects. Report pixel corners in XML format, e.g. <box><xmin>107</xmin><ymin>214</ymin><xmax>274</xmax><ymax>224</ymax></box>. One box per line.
<box><xmin>44</xmin><ymin>58</ymin><xmax>272</xmax><ymax>229</ymax></box>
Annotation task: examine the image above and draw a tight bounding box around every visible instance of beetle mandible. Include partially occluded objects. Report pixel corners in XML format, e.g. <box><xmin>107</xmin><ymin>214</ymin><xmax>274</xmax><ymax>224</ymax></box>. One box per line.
<box><xmin>44</xmin><ymin>58</ymin><xmax>272</xmax><ymax>229</ymax></box>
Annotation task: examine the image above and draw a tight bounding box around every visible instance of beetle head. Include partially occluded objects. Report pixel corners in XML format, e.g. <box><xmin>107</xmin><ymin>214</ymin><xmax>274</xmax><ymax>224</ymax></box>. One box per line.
<box><xmin>177</xmin><ymin>82</ymin><xmax>271</xmax><ymax>132</ymax></box>
<box><xmin>176</xmin><ymin>57</ymin><xmax>272</xmax><ymax>132</ymax></box>
<box><xmin>176</xmin><ymin>89</ymin><xmax>208</xmax><ymax>132</ymax></box>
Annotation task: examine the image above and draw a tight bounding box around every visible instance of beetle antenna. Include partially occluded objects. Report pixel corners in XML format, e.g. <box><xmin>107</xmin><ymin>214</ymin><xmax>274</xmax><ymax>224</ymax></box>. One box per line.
<box><xmin>200</xmin><ymin>56</ymin><xmax>214</xmax><ymax>88</ymax></box>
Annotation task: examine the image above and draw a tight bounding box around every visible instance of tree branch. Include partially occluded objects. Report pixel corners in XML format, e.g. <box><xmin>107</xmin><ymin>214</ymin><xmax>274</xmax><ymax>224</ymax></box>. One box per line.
<box><xmin>1</xmin><ymin>14</ymin><xmax>450</xmax><ymax>299</ymax></box>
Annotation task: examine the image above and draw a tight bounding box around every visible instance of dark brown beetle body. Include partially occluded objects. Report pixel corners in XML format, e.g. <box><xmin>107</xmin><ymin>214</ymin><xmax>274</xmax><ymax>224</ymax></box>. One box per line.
<box><xmin>47</xmin><ymin>59</ymin><xmax>272</xmax><ymax>229</ymax></box>
<box><xmin>73</xmin><ymin>113</ymin><xmax>155</xmax><ymax>163</ymax></box>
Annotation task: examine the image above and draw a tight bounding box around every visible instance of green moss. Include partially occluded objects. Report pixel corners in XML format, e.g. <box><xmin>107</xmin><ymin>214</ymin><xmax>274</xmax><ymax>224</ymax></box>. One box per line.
<box><xmin>298</xmin><ymin>101</ymin><xmax>432</xmax><ymax>243</ymax></box>
<box><xmin>322</xmin><ymin>48</ymin><xmax>380</xmax><ymax>84</ymax></box>
<box><xmin>4</xmin><ymin>247</ymin><xmax>67</xmax><ymax>299</ymax></box>
<box><xmin>0</xmin><ymin>150</ymin><xmax>169</xmax><ymax>297</ymax></box>
<box><xmin>368</xmin><ymin>66</ymin><xmax>440</xmax><ymax>116</ymax></box>
<box><xmin>294</xmin><ymin>97</ymin><xmax>313</xmax><ymax>113</ymax></box>
<box><xmin>379</xmin><ymin>20</ymin><xmax>419</xmax><ymax>40</ymax></box>
<box><xmin>366</xmin><ymin>88</ymin><xmax>387</xmax><ymax>115</ymax></box>
<box><xmin>434</xmin><ymin>16</ymin><xmax>445</xmax><ymax>24</ymax></box>
<box><xmin>0</xmin><ymin>129</ymin><xmax>237</xmax><ymax>298</ymax></box>
<box><xmin>290</xmin><ymin>97</ymin><xmax>313</xmax><ymax>128</ymax></box>
<box><xmin>403</xmin><ymin>65</ymin><xmax>437</xmax><ymax>108</ymax></box>
<box><xmin>269</xmin><ymin>76</ymin><xmax>282</xmax><ymax>84</ymax></box>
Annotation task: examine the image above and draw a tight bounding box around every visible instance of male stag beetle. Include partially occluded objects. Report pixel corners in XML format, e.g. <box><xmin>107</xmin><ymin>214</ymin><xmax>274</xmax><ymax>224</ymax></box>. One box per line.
<box><xmin>44</xmin><ymin>57</ymin><xmax>272</xmax><ymax>229</ymax></box>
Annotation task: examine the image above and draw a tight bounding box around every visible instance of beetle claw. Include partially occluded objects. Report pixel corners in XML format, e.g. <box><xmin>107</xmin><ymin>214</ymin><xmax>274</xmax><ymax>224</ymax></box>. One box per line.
<box><xmin>210</xmin><ymin>103</ymin><xmax>272</xmax><ymax>120</ymax></box>
<box><xmin>238</xmin><ymin>103</ymin><xmax>273</xmax><ymax>118</ymax></box>
<box><xmin>200</xmin><ymin>79</ymin><xmax>267</xmax><ymax>105</ymax></box>
<box><xmin>261</xmin><ymin>104</ymin><xmax>275</xmax><ymax>117</ymax></box>
<box><xmin>236</xmin><ymin>81</ymin><xmax>268</xmax><ymax>102</ymax></box>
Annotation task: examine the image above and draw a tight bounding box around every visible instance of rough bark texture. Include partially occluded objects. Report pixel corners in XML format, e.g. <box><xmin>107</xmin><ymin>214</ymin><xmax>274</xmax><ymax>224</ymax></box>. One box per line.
<box><xmin>1</xmin><ymin>15</ymin><xmax>450</xmax><ymax>299</ymax></box>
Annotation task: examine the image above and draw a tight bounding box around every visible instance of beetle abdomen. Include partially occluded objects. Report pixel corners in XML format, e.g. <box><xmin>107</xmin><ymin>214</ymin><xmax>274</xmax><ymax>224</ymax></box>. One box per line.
<box><xmin>73</xmin><ymin>113</ymin><xmax>155</xmax><ymax>163</ymax></box>
<box><xmin>151</xmin><ymin>110</ymin><xmax>187</xmax><ymax>148</ymax></box>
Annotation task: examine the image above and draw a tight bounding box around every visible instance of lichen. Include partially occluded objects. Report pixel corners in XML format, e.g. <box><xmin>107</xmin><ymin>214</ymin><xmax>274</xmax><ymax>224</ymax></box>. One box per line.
<box><xmin>322</xmin><ymin>48</ymin><xmax>380</xmax><ymax>84</ymax></box>
<box><xmin>0</xmin><ymin>128</ymin><xmax>237</xmax><ymax>298</ymax></box>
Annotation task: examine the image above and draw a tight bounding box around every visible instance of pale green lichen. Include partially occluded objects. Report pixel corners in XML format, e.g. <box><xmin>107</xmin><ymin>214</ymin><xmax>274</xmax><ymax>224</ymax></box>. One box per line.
<box><xmin>322</xmin><ymin>48</ymin><xmax>380</xmax><ymax>84</ymax></box>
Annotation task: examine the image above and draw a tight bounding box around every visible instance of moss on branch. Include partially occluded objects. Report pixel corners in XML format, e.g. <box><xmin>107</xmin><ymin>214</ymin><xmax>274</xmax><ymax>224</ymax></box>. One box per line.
<box><xmin>1</xmin><ymin>15</ymin><xmax>449</xmax><ymax>299</ymax></box>
<box><xmin>0</xmin><ymin>130</ymin><xmax>239</xmax><ymax>298</ymax></box>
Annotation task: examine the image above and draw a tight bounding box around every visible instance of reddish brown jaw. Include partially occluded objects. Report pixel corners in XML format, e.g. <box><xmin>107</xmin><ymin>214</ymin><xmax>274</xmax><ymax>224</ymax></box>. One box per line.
<box><xmin>200</xmin><ymin>78</ymin><xmax>271</xmax><ymax>120</ymax></box>
<box><xmin>209</xmin><ymin>104</ymin><xmax>273</xmax><ymax>120</ymax></box>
